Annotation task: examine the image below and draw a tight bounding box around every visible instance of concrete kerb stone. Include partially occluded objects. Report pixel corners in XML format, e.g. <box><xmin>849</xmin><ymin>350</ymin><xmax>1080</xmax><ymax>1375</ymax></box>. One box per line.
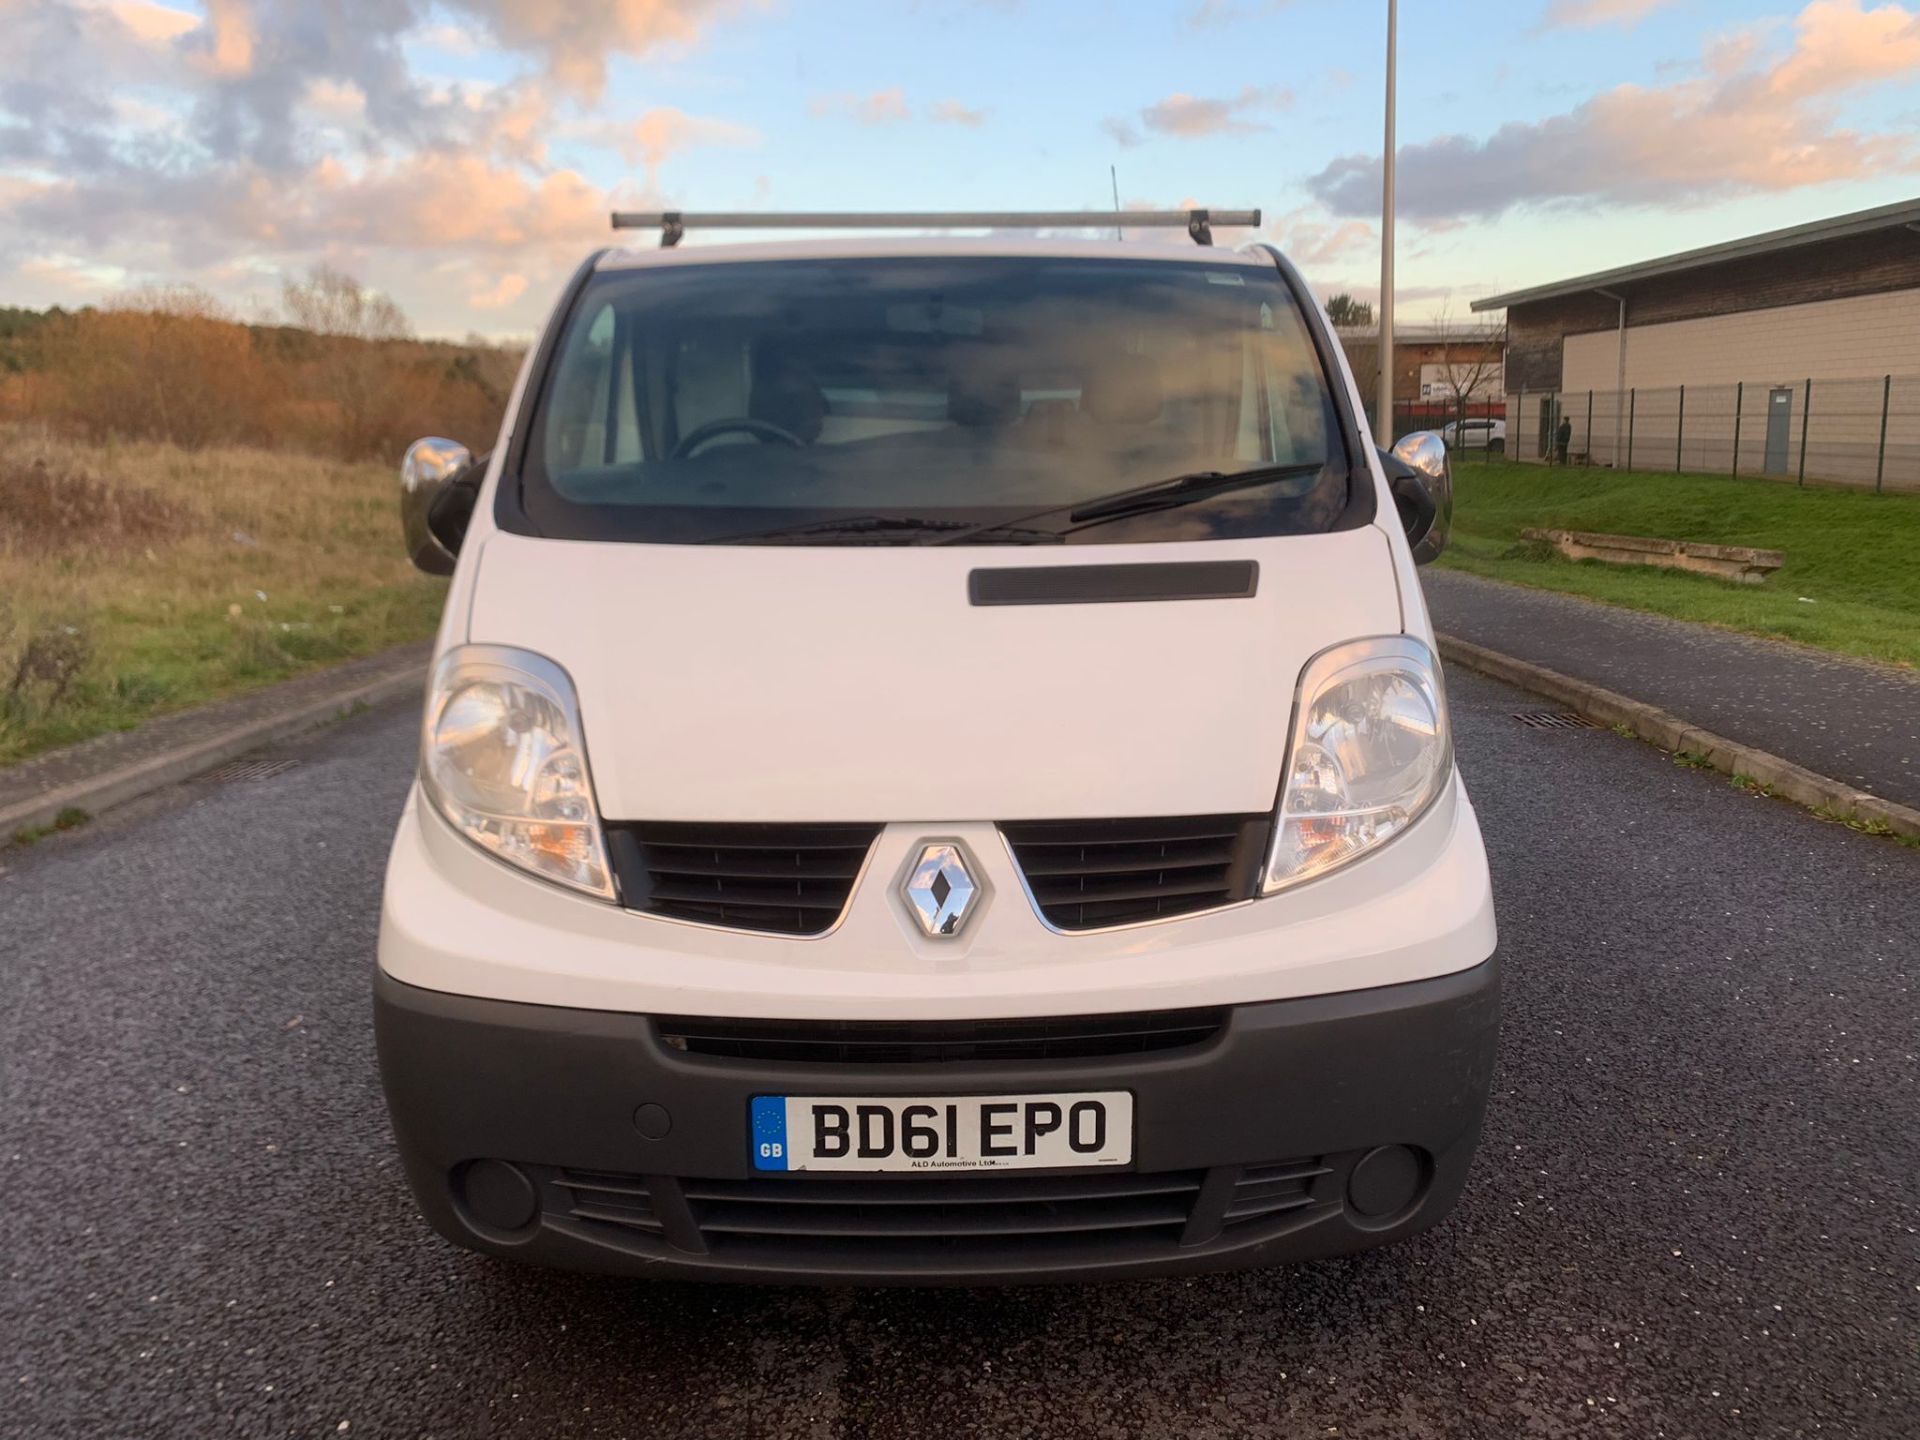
<box><xmin>1</xmin><ymin>646</ymin><xmax>428</xmax><ymax>846</ymax></box>
<box><xmin>1436</xmin><ymin>634</ymin><xmax>1920</xmax><ymax>843</ymax></box>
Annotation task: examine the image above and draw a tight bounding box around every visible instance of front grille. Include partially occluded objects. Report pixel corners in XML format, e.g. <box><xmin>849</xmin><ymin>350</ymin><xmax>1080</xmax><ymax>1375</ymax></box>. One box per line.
<box><xmin>1000</xmin><ymin>814</ymin><xmax>1270</xmax><ymax>931</ymax></box>
<box><xmin>655</xmin><ymin>1009</ymin><xmax>1227</xmax><ymax>1064</ymax></box>
<box><xmin>531</xmin><ymin>1155</ymin><xmax>1339</xmax><ymax>1269</ymax></box>
<box><xmin>606</xmin><ymin>821</ymin><xmax>882</xmax><ymax>936</ymax></box>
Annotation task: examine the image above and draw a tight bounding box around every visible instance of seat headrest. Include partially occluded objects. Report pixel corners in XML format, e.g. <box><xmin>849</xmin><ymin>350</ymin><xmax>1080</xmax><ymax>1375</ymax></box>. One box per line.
<box><xmin>749</xmin><ymin>356</ymin><xmax>827</xmax><ymax>443</ymax></box>
<box><xmin>1083</xmin><ymin>354</ymin><xmax>1165</xmax><ymax>425</ymax></box>
<box><xmin>949</xmin><ymin>356</ymin><xmax>1021</xmax><ymax>428</ymax></box>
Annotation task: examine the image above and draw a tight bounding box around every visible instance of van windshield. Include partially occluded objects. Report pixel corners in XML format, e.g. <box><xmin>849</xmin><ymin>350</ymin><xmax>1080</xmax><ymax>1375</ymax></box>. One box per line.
<box><xmin>516</xmin><ymin>256</ymin><xmax>1360</xmax><ymax>545</ymax></box>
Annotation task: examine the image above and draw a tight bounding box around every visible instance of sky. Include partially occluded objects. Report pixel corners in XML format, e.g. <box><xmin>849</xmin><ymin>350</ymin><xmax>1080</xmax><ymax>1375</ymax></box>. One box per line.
<box><xmin>1</xmin><ymin>0</ymin><xmax>1917</xmax><ymax>338</ymax></box>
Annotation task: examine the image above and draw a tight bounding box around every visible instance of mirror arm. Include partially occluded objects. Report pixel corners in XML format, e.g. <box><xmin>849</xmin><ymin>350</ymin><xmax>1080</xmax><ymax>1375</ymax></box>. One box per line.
<box><xmin>1378</xmin><ymin>448</ymin><xmax>1437</xmax><ymax>547</ymax></box>
<box><xmin>426</xmin><ymin>453</ymin><xmax>489</xmax><ymax>557</ymax></box>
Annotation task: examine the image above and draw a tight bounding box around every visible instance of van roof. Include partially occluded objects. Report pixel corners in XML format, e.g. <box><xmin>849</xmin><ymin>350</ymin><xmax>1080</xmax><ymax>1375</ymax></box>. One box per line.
<box><xmin>595</xmin><ymin>235</ymin><xmax>1276</xmax><ymax>272</ymax></box>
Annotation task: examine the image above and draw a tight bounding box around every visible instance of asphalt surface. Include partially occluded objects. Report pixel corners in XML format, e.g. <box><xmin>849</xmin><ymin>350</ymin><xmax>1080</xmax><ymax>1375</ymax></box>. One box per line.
<box><xmin>1424</xmin><ymin>569</ymin><xmax>1920</xmax><ymax>810</ymax></box>
<box><xmin>3</xmin><ymin>672</ymin><xmax>1916</xmax><ymax>1439</ymax></box>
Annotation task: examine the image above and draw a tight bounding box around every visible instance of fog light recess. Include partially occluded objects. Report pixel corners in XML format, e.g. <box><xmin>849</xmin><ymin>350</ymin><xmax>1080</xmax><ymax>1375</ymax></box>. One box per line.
<box><xmin>458</xmin><ymin>1159</ymin><xmax>539</xmax><ymax>1234</ymax></box>
<box><xmin>1346</xmin><ymin>1145</ymin><xmax>1429</xmax><ymax>1222</ymax></box>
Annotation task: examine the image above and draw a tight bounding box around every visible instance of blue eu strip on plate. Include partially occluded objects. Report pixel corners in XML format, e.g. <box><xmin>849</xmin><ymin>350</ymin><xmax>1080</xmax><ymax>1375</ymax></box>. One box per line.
<box><xmin>751</xmin><ymin>1095</ymin><xmax>790</xmax><ymax>1171</ymax></box>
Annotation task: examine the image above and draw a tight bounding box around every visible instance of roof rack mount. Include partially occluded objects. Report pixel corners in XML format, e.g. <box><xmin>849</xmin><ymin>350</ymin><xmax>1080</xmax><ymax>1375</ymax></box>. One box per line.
<box><xmin>610</xmin><ymin>209</ymin><xmax>1261</xmax><ymax>249</ymax></box>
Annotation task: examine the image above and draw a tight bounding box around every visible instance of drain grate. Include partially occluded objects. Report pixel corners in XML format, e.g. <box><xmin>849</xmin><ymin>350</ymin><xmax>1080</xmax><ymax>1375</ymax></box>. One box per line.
<box><xmin>1512</xmin><ymin>711</ymin><xmax>1601</xmax><ymax>731</ymax></box>
<box><xmin>204</xmin><ymin>757</ymin><xmax>300</xmax><ymax>783</ymax></box>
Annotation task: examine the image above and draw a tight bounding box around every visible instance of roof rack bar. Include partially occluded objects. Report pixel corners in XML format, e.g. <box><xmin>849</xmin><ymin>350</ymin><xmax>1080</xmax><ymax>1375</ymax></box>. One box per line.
<box><xmin>611</xmin><ymin>209</ymin><xmax>1261</xmax><ymax>249</ymax></box>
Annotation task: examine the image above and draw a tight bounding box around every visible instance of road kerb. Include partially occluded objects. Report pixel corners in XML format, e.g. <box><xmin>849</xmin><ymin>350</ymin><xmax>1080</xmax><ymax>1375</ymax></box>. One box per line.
<box><xmin>1</xmin><ymin>652</ymin><xmax>427</xmax><ymax>847</ymax></box>
<box><xmin>1436</xmin><ymin>634</ymin><xmax>1920</xmax><ymax>842</ymax></box>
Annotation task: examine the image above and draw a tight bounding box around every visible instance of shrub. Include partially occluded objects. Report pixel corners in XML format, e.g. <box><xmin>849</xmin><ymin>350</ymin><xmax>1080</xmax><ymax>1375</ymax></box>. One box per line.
<box><xmin>1</xmin><ymin>271</ymin><xmax>522</xmax><ymax>462</ymax></box>
<box><xmin>0</xmin><ymin>449</ymin><xmax>193</xmax><ymax>552</ymax></box>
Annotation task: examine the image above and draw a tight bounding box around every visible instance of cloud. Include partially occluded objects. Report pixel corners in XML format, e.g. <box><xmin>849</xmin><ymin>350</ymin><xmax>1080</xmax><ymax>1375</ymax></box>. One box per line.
<box><xmin>622</xmin><ymin>106</ymin><xmax>758</xmax><ymax>185</ymax></box>
<box><xmin>303</xmin><ymin>77</ymin><xmax>368</xmax><ymax>125</ymax></box>
<box><xmin>1768</xmin><ymin>0</ymin><xmax>1920</xmax><ymax>96</ymax></box>
<box><xmin>438</xmin><ymin>0</ymin><xmax>738</xmax><ymax>97</ymax></box>
<box><xmin>1265</xmin><ymin>208</ymin><xmax>1377</xmax><ymax>267</ymax></box>
<box><xmin>410</xmin><ymin>21</ymin><xmax>484</xmax><ymax>55</ymax></box>
<box><xmin>469</xmin><ymin>271</ymin><xmax>528</xmax><ymax>309</ymax></box>
<box><xmin>1189</xmin><ymin>0</ymin><xmax>1294</xmax><ymax>24</ymax></box>
<box><xmin>1308</xmin><ymin>0</ymin><xmax>1920</xmax><ymax>220</ymax></box>
<box><xmin>103</xmin><ymin>0</ymin><xmax>199</xmax><ymax>44</ymax></box>
<box><xmin>195</xmin><ymin>0</ymin><xmax>256</xmax><ymax>76</ymax></box>
<box><xmin>1539</xmin><ymin>0</ymin><xmax>1675</xmax><ymax>28</ymax></box>
<box><xmin>809</xmin><ymin>91</ymin><xmax>989</xmax><ymax>127</ymax></box>
<box><xmin>0</xmin><ymin>0</ymin><xmax>756</xmax><ymax>332</ymax></box>
<box><xmin>929</xmin><ymin>99</ymin><xmax>988</xmax><ymax>127</ymax></box>
<box><xmin>1107</xmin><ymin>85</ymin><xmax>1292</xmax><ymax>144</ymax></box>
<box><xmin>809</xmin><ymin>88</ymin><xmax>913</xmax><ymax>125</ymax></box>
<box><xmin>16</xmin><ymin>253</ymin><xmax>132</xmax><ymax>296</ymax></box>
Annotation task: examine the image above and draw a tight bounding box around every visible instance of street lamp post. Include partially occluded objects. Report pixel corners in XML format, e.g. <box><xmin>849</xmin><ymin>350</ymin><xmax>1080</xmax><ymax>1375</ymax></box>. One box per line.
<box><xmin>1378</xmin><ymin>0</ymin><xmax>1397</xmax><ymax>444</ymax></box>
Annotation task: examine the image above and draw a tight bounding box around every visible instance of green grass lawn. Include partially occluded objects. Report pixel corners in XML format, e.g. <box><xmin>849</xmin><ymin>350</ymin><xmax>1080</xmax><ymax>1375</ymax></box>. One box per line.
<box><xmin>1439</xmin><ymin>460</ymin><xmax>1920</xmax><ymax>668</ymax></box>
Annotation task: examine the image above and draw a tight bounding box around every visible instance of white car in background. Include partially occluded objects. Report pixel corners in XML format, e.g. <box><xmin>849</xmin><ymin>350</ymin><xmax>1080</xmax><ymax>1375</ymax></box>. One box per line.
<box><xmin>378</xmin><ymin>209</ymin><xmax>1499</xmax><ymax>1285</ymax></box>
<box><xmin>1439</xmin><ymin>416</ymin><xmax>1506</xmax><ymax>453</ymax></box>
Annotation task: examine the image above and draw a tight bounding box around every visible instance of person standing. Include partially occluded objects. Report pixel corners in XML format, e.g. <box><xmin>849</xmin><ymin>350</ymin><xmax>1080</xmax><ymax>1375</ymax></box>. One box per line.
<box><xmin>1554</xmin><ymin>413</ymin><xmax>1573</xmax><ymax>466</ymax></box>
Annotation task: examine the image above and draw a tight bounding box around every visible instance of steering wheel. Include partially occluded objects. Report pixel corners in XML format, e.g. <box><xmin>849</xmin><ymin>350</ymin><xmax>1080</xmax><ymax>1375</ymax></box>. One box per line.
<box><xmin>670</xmin><ymin>416</ymin><xmax>807</xmax><ymax>460</ymax></box>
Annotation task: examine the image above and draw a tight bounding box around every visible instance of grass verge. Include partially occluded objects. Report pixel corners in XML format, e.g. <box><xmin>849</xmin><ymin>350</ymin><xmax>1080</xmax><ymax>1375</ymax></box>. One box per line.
<box><xmin>0</xmin><ymin>425</ymin><xmax>445</xmax><ymax>765</ymax></box>
<box><xmin>1439</xmin><ymin>460</ymin><xmax>1920</xmax><ymax>668</ymax></box>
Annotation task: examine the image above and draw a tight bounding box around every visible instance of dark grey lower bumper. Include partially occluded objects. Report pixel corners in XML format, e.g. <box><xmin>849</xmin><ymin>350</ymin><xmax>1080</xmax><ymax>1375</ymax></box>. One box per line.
<box><xmin>373</xmin><ymin>957</ymin><xmax>1500</xmax><ymax>1285</ymax></box>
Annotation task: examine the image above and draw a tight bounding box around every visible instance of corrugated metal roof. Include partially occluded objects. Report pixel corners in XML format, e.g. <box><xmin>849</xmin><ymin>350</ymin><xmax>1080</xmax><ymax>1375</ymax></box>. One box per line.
<box><xmin>1469</xmin><ymin>196</ymin><xmax>1920</xmax><ymax>312</ymax></box>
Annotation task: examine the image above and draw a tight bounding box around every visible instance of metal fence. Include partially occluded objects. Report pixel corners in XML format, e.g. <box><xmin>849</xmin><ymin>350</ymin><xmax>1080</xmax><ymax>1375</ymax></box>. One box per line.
<box><xmin>1391</xmin><ymin>399</ymin><xmax>1503</xmax><ymax>446</ymax></box>
<box><xmin>1505</xmin><ymin>376</ymin><xmax>1920</xmax><ymax>492</ymax></box>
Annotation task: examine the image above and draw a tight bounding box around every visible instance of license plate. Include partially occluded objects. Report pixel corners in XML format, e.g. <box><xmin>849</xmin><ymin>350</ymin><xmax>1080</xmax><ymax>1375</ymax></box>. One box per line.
<box><xmin>750</xmin><ymin>1092</ymin><xmax>1134</xmax><ymax>1172</ymax></box>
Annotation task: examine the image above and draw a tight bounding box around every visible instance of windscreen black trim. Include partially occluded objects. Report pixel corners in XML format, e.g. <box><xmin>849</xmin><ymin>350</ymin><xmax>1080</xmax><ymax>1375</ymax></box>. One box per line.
<box><xmin>494</xmin><ymin>247</ymin><xmax>609</xmax><ymax>536</ymax></box>
<box><xmin>969</xmin><ymin>561</ymin><xmax>1258</xmax><ymax>606</ymax></box>
<box><xmin>1241</xmin><ymin>242</ymin><xmax>1373</xmax><ymax>532</ymax></box>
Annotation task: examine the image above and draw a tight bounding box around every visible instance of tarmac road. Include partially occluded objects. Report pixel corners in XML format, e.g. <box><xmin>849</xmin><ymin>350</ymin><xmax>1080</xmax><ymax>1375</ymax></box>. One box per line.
<box><xmin>2</xmin><ymin>670</ymin><xmax>1915</xmax><ymax>1439</ymax></box>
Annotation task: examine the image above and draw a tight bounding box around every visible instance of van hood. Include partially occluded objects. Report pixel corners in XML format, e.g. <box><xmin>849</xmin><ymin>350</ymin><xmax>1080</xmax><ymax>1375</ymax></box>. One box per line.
<box><xmin>467</xmin><ymin>528</ymin><xmax>1404</xmax><ymax>822</ymax></box>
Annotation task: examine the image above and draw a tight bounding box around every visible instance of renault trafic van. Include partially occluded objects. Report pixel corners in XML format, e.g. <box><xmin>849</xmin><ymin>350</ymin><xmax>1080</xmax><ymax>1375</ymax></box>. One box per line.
<box><xmin>377</xmin><ymin>209</ymin><xmax>1499</xmax><ymax>1284</ymax></box>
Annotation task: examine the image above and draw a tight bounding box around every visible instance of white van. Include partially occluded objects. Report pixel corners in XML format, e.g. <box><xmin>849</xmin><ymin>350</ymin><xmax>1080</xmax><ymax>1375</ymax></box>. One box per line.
<box><xmin>378</xmin><ymin>210</ymin><xmax>1499</xmax><ymax>1284</ymax></box>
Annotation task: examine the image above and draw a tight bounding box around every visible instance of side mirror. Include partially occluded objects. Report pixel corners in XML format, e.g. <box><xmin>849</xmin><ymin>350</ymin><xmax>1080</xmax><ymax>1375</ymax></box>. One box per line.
<box><xmin>1380</xmin><ymin>431</ymin><xmax>1452</xmax><ymax>565</ymax></box>
<box><xmin>401</xmin><ymin>437</ymin><xmax>474</xmax><ymax>576</ymax></box>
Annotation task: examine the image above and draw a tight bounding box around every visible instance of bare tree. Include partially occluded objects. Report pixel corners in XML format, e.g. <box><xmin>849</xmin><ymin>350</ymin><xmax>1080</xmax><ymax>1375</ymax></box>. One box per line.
<box><xmin>1431</xmin><ymin>305</ymin><xmax>1506</xmax><ymax>407</ymax></box>
<box><xmin>282</xmin><ymin>265</ymin><xmax>411</xmax><ymax>342</ymax></box>
<box><xmin>1429</xmin><ymin>305</ymin><xmax>1507</xmax><ymax>450</ymax></box>
<box><xmin>281</xmin><ymin>266</ymin><xmax>413</xmax><ymax>455</ymax></box>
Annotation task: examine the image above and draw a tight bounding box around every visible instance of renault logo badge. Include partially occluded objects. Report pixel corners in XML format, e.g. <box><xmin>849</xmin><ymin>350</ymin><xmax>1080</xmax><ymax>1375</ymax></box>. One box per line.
<box><xmin>903</xmin><ymin>843</ymin><xmax>979</xmax><ymax>937</ymax></box>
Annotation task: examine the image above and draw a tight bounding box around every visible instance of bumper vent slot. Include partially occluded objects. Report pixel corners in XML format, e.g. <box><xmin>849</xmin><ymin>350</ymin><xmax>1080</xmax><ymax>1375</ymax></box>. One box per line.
<box><xmin>683</xmin><ymin>1170</ymin><xmax>1204</xmax><ymax>1255</ymax></box>
<box><xmin>1222</xmin><ymin>1158</ymin><xmax>1332</xmax><ymax>1228</ymax></box>
<box><xmin>606</xmin><ymin>821</ymin><xmax>881</xmax><ymax>936</ymax></box>
<box><xmin>655</xmin><ymin>1009</ymin><xmax>1227</xmax><ymax>1064</ymax></box>
<box><xmin>552</xmin><ymin>1169</ymin><xmax>665</xmax><ymax>1235</ymax></box>
<box><xmin>1001</xmin><ymin>814</ymin><xmax>1269</xmax><ymax>931</ymax></box>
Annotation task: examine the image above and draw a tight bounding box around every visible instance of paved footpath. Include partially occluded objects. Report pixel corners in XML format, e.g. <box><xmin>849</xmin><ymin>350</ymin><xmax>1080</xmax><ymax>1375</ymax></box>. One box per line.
<box><xmin>1422</xmin><ymin>569</ymin><xmax>1920</xmax><ymax>811</ymax></box>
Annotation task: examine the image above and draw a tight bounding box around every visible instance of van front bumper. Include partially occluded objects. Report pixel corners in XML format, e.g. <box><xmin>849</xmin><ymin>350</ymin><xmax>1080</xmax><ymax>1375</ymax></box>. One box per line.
<box><xmin>374</xmin><ymin>955</ymin><xmax>1500</xmax><ymax>1285</ymax></box>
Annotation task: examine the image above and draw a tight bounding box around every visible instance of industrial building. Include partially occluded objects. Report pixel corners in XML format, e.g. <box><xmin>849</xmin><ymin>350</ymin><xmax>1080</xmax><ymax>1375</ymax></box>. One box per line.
<box><xmin>1473</xmin><ymin>197</ymin><xmax>1920</xmax><ymax>487</ymax></box>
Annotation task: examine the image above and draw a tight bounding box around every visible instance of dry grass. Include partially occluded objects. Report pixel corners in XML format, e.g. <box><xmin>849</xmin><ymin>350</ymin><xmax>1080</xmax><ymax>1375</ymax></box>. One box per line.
<box><xmin>0</xmin><ymin>424</ymin><xmax>445</xmax><ymax>763</ymax></box>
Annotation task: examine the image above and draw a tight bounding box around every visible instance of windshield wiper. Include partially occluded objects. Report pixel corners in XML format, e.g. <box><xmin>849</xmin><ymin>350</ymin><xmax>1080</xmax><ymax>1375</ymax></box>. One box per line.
<box><xmin>928</xmin><ymin>461</ymin><xmax>1327</xmax><ymax>546</ymax></box>
<box><xmin>705</xmin><ymin>514</ymin><xmax>1063</xmax><ymax>546</ymax></box>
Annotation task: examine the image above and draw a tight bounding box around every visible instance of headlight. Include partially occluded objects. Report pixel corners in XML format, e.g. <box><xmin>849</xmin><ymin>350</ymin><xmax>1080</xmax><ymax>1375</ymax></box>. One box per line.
<box><xmin>1263</xmin><ymin>636</ymin><xmax>1451</xmax><ymax>894</ymax></box>
<box><xmin>420</xmin><ymin>645</ymin><xmax>614</xmax><ymax>899</ymax></box>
